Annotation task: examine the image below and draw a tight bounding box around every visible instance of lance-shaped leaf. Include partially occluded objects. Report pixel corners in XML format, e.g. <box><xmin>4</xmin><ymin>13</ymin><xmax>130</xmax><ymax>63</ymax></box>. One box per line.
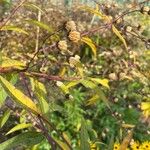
<box><xmin>80</xmin><ymin>6</ymin><xmax>104</xmax><ymax>19</ymax></box>
<box><xmin>0</xmin><ymin>74</ymin><xmax>18</xmax><ymax>107</ymax></box>
<box><xmin>1</xmin><ymin>26</ymin><xmax>28</xmax><ymax>35</ymax></box>
<box><xmin>6</xmin><ymin>123</ymin><xmax>32</xmax><ymax>135</ymax></box>
<box><xmin>0</xmin><ymin>109</ymin><xmax>11</xmax><ymax>128</ymax></box>
<box><xmin>30</xmin><ymin>78</ymin><xmax>49</xmax><ymax>115</ymax></box>
<box><xmin>80</xmin><ymin>119</ymin><xmax>90</xmax><ymax>150</ymax></box>
<box><xmin>24</xmin><ymin>3</ymin><xmax>44</xmax><ymax>13</ymax></box>
<box><xmin>86</xmin><ymin>94</ymin><xmax>99</xmax><ymax>106</ymax></box>
<box><xmin>0</xmin><ymin>57</ymin><xmax>26</xmax><ymax>69</ymax></box>
<box><xmin>80</xmin><ymin>79</ymin><xmax>97</xmax><ymax>89</ymax></box>
<box><xmin>119</xmin><ymin>130</ymin><xmax>133</xmax><ymax>150</ymax></box>
<box><xmin>89</xmin><ymin>78</ymin><xmax>109</xmax><ymax>89</ymax></box>
<box><xmin>81</xmin><ymin>37</ymin><xmax>97</xmax><ymax>57</ymax></box>
<box><xmin>0</xmin><ymin>132</ymin><xmax>44</xmax><ymax>150</ymax></box>
<box><xmin>0</xmin><ymin>76</ymin><xmax>41</xmax><ymax>115</ymax></box>
<box><xmin>54</xmin><ymin>139</ymin><xmax>70</xmax><ymax>150</ymax></box>
<box><xmin>112</xmin><ymin>25</ymin><xmax>127</xmax><ymax>50</ymax></box>
<box><xmin>26</xmin><ymin>19</ymin><xmax>53</xmax><ymax>33</ymax></box>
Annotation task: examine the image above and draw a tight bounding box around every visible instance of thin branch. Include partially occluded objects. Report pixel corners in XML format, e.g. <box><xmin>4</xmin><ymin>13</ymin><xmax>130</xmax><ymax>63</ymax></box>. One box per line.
<box><xmin>0</xmin><ymin>0</ymin><xmax>27</xmax><ymax>30</ymax></box>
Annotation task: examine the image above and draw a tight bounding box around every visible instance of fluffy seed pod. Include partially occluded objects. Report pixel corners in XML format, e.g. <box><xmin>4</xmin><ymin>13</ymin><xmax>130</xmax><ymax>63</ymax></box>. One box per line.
<box><xmin>68</xmin><ymin>31</ymin><xmax>81</xmax><ymax>43</ymax></box>
<box><xmin>65</xmin><ymin>21</ymin><xmax>77</xmax><ymax>31</ymax></box>
<box><xmin>58</xmin><ymin>40</ymin><xmax>67</xmax><ymax>51</ymax></box>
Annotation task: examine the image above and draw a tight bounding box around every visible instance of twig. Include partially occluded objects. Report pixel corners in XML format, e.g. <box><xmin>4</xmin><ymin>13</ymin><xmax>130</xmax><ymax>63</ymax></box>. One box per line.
<box><xmin>38</xmin><ymin>116</ymin><xmax>58</xmax><ymax>150</ymax></box>
<box><xmin>0</xmin><ymin>0</ymin><xmax>27</xmax><ymax>30</ymax></box>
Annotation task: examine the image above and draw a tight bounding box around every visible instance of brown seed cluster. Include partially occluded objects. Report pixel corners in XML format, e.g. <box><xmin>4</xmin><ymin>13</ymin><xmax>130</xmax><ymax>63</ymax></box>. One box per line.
<box><xmin>65</xmin><ymin>20</ymin><xmax>77</xmax><ymax>31</ymax></box>
<box><xmin>68</xmin><ymin>31</ymin><xmax>81</xmax><ymax>43</ymax></box>
<box><xmin>58</xmin><ymin>40</ymin><xmax>68</xmax><ymax>51</ymax></box>
<box><xmin>66</xmin><ymin>20</ymin><xmax>81</xmax><ymax>43</ymax></box>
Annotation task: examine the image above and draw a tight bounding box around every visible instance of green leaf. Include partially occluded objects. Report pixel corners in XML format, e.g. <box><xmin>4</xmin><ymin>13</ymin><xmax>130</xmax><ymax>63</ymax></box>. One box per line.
<box><xmin>0</xmin><ymin>74</ymin><xmax>18</xmax><ymax>107</ymax></box>
<box><xmin>0</xmin><ymin>109</ymin><xmax>11</xmax><ymax>128</ymax></box>
<box><xmin>24</xmin><ymin>3</ymin><xmax>44</xmax><ymax>13</ymax></box>
<box><xmin>0</xmin><ymin>132</ymin><xmax>44</xmax><ymax>150</ymax></box>
<box><xmin>26</xmin><ymin>20</ymin><xmax>53</xmax><ymax>33</ymax></box>
<box><xmin>80</xmin><ymin>6</ymin><xmax>104</xmax><ymax>19</ymax></box>
<box><xmin>6</xmin><ymin>123</ymin><xmax>32</xmax><ymax>135</ymax></box>
<box><xmin>108</xmin><ymin>135</ymin><xmax>114</xmax><ymax>150</ymax></box>
<box><xmin>80</xmin><ymin>119</ymin><xmax>90</xmax><ymax>150</ymax></box>
<box><xmin>112</xmin><ymin>25</ymin><xmax>127</xmax><ymax>50</ymax></box>
<box><xmin>95</xmin><ymin>88</ymin><xmax>110</xmax><ymax>109</ymax></box>
<box><xmin>89</xmin><ymin>78</ymin><xmax>109</xmax><ymax>89</ymax></box>
<box><xmin>81</xmin><ymin>37</ymin><xmax>97</xmax><ymax>57</ymax></box>
<box><xmin>0</xmin><ymin>76</ymin><xmax>41</xmax><ymax>115</ymax></box>
<box><xmin>30</xmin><ymin>78</ymin><xmax>49</xmax><ymax>115</ymax></box>
<box><xmin>1</xmin><ymin>26</ymin><xmax>28</xmax><ymax>35</ymax></box>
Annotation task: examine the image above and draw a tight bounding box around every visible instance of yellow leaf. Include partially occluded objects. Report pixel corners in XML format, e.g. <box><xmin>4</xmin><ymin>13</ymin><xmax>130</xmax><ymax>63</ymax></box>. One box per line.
<box><xmin>86</xmin><ymin>94</ymin><xmax>99</xmax><ymax>106</ymax></box>
<box><xmin>90</xmin><ymin>78</ymin><xmax>109</xmax><ymax>89</ymax></box>
<box><xmin>0</xmin><ymin>57</ymin><xmax>25</xmax><ymax>69</ymax></box>
<box><xmin>112</xmin><ymin>25</ymin><xmax>128</xmax><ymax>50</ymax></box>
<box><xmin>122</xmin><ymin>124</ymin><xmax>135</xmax><ymax>128</ymax></box>
<box><xmin>66</xmin><ymin>81</ymin><xmax>81</xmax><ymax>89</ymax></box>
<box><xmin>81</xmin><ymin>37</ymin><xmax>97</xmax><ymax>57</ymax></box>
<box><xmin>62</xmin><ymin>132</ymin><xmax>71</xmax><ymax>146</ymax></box>
<box><xmin>0</xmin><ymin>76</ymin><xmax>40</xmax><ymax>115</ymax></box>
<box><xmin>55</xmin><ymin>139</ymin><xmax>70</xmax><ymax>150</ymax></box>
<box><xmin>6</xmin><ymin>123</ymin><xmax>32</xmax><ymax>135</ymax></box>
<box><xmin>141</xmin><ymin>101</ymin><xmax>150</xmax><ymax>117</ymax></box>
<box><xmin>119</xmin><ymin>130</ymin><xmax>133</xmax><ymax>150</ymax></box>
<box><xmin>56</xmin><ymin>81</ymin><xmax>69</xmax><ymax>94</ymax></box>
<box><xmin>59</xmin><ymin>67</ymin><xmax>66</xmax><ymax>76</ymax></box>
<box><xmin>1</xmin><ymin>26</ymin><xmax>28</xmax><ymax>35</ymax></box>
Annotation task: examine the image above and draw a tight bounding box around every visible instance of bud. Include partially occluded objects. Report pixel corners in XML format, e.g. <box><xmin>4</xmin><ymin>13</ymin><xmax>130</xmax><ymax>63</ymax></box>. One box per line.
<box><xmin>56</xmin><ymin>81</ymin><xmax>63</xmax><ymax>87</ymax></box>
<box><xmin>40</xmin><ymin>67</ymin><xmax>48</xmax><ymax>73</ymax></box>
<box><xmin>65</xmin><ymin>21</ymin><xmax>77</xmax><ymax>31</ymax></box>
<box><xmin>68</xmin><ymin>31</ymin><xmax>81</xmax><ymax>43</ymax></box>
<box><xmin>114</xmin><ymin>98</ymin><xmax>119</xmax><ymax>102</ymax></box>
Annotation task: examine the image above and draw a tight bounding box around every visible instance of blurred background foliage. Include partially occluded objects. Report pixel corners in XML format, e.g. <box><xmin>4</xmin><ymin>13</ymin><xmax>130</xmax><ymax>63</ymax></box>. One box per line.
<box><xmin>0</xmin><ymin>0</ymin><xmax>150</xmax><ymax>150</ymax></box>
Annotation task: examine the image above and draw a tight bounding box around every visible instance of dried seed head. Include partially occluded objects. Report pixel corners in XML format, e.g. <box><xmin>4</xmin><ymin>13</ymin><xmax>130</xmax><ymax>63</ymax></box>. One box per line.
<box><xmin>58</xmin><ymin>40</ymin><xmax>68</xmax><ymax>51</ymax></box>
<box><xmin>68</xmin><ymin>31</ymin><xmax>81</xmax><ymax>43</ymax></box>
<box><xmin>65</xmin><ymin>20</ymin><xmax>77</xmax><ymax>31</ymax></box>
